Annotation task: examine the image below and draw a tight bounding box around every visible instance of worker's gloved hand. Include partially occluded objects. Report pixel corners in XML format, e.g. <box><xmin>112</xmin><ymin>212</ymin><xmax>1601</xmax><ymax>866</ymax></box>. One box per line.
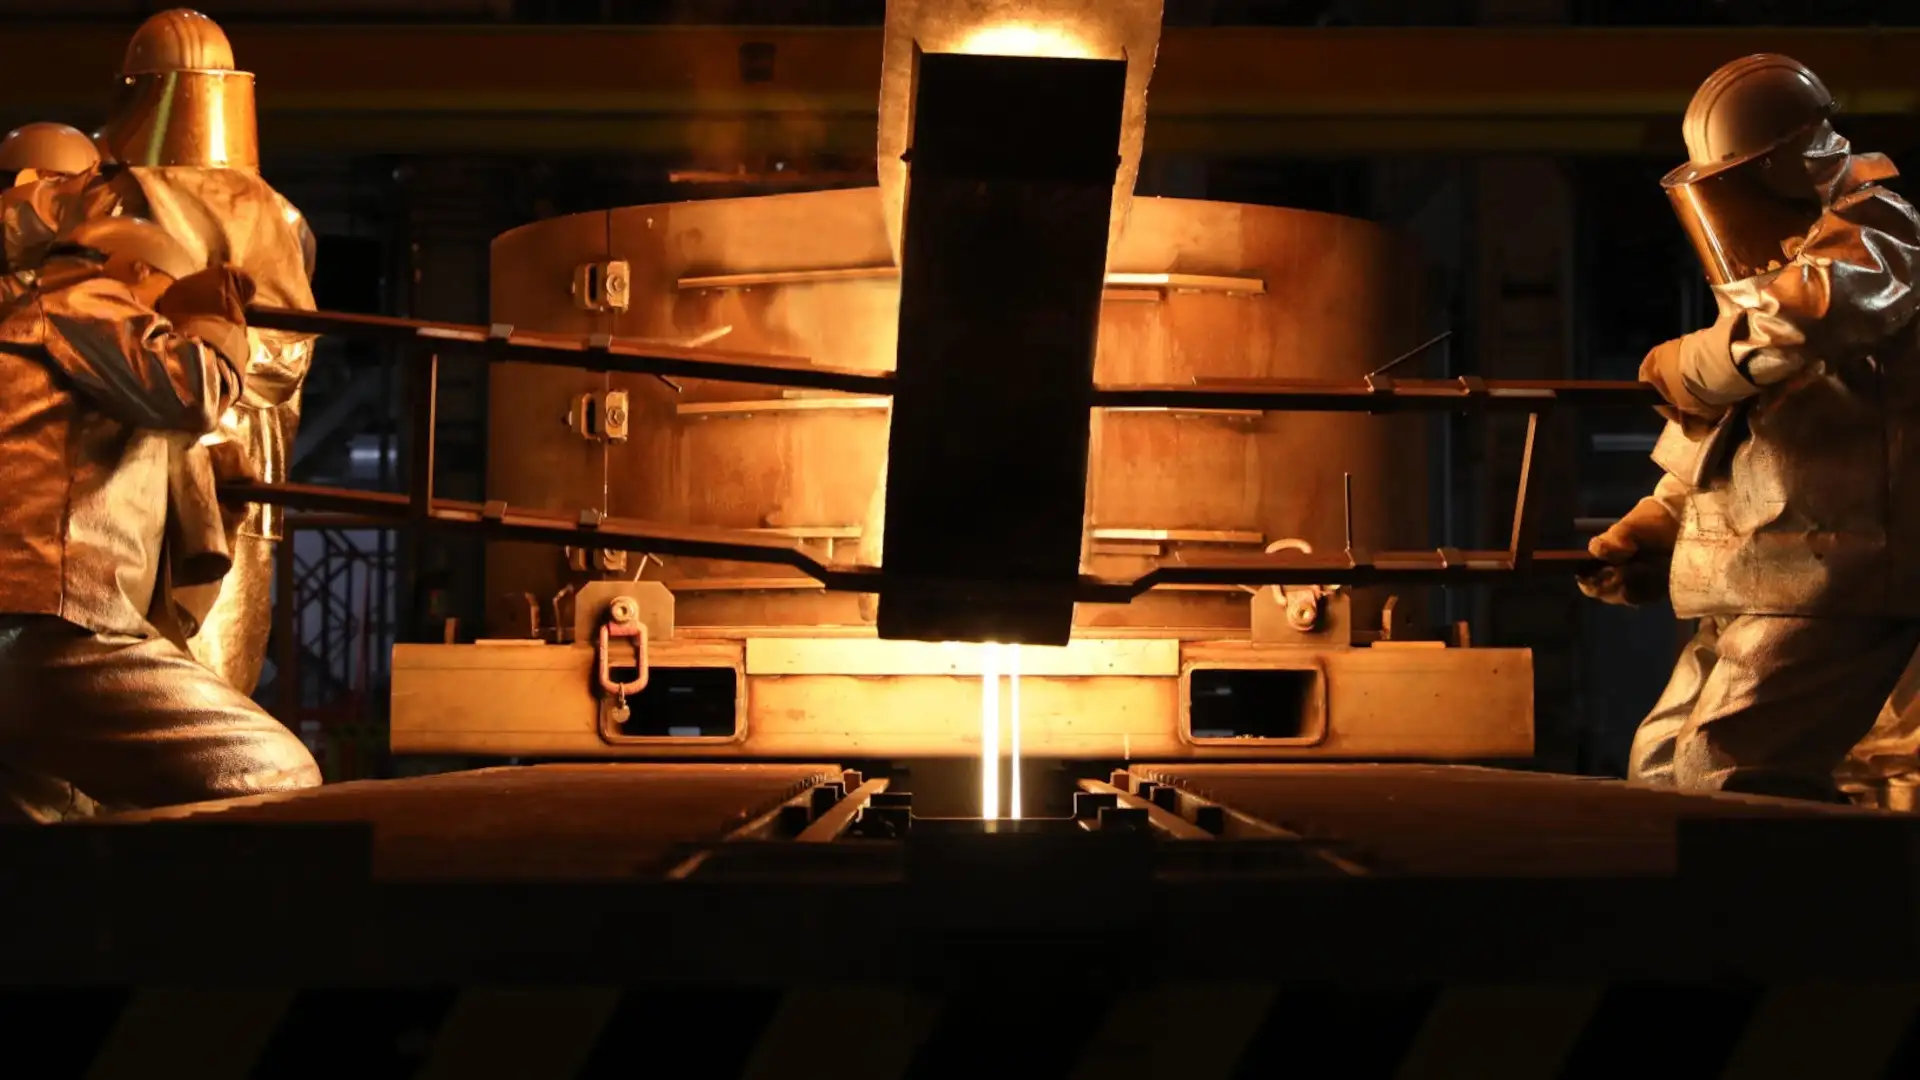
<box><xmin>156</xmin><ymin>265</ymin><xmax>256</xmax><ymax>327</ymax></box>
<box><xmin>205</xmin><ymin>433</ymin><xmax>259</xmax><ymax>486</ymax></box>
<box><xmin>1578</xmin><ymin>555</ymin><xmax>1673</xmax><ymax>606</ymax></box>
<box><xmin>1639</xmin><ymin>337</ymin><xmax>1724</xmax><ymax>423</ymax></box>
<box><xmin>1578</xmin><ymin>499</ymin><xmax>1679</xmax><ymax>606</ymax></box>
<box><xmin>1589</xmin><ymin>498</ymin><xmax>1680</xmax><ymax>565</ymax></box>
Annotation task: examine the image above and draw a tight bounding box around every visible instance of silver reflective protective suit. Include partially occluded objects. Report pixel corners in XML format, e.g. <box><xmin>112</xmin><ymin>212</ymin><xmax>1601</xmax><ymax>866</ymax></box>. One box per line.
<box><xmin>1626</xmin><ymin>126</ymin><xmax>1920</xmax><ymax>800</ymax></box>
<box><xmin>0</xmin><ymin>266</ymin><xmax>318</xmax><ymax>821</ymax></box>
<box><xmin>1836</xmin><ymin>657</ymin><xmax>1920</xmax><ymax>806</ymax></box>
<box><xmin>1660</xmin><ymin>128</ymin><xmax>1920</xmax><ymax>618</ymax></box>
<box><xmin>0</xmin><ymin>266</ymin><xmax>243</xmax><ymax>634</ymax></box>
<box><xmin>1630</xmin><ymin>615</ymin><xmax>1920</xmax><ymax>801</ymax></box>
<box><xmin>2</xmin><ymin>163</ymin><xmax>317</xmax><ymax>695</ymax></box>
<box><xmin>0</xmin><ymin>618</ymin><xmax>321</xmax><ymax>822</ymax></box>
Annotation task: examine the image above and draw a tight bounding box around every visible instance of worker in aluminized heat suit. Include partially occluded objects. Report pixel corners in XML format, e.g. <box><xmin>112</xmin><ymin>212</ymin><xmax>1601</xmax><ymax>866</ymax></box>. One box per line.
<box><xmin>2</xmin><ymin>8</ymin><xmax>320</xmax><ymax>699</ymax></box>
<box><xmin>0</xmin><ymin>216</ymin><xmax>319</xmax><ymax>822</ymax></box>
<box><xmin>0</xmin><ymin>123</ymin><xmax>98</xmax><ymax>194</ymax></box>
<box><xmin>1579</xmin><ymin>53</ymin><xmax>1920</xmax><ymax>804</ymax></box>
<box><xmin>0</xmin><ymin>123</ymin><xmax>102</xmax><ymax>299</ymax></box>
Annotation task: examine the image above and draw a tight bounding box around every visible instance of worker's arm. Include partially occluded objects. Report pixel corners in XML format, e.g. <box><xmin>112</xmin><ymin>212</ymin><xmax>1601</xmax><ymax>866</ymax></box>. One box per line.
<box><xmin>38</xmin><ymin>275</ymin><xmax>246</xmax><ymax>434</ymax></box>
<box><xmin>1676</xmin><ymin>187</ymin><xmax>1920</xmax><ymax>409</ymax></box>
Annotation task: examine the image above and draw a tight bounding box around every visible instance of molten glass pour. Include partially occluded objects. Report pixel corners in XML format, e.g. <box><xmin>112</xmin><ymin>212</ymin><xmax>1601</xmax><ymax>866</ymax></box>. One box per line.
<box><xmin>979</xmin><ymin>643</ymin><xmax>1024</xmax><ymax>819</ymax></box>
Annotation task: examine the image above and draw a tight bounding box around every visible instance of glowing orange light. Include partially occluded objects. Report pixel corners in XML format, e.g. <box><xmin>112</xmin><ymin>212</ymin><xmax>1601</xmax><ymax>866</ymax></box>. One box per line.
<box><xmin>955</xmin><ymin>23</ymin><xmax>1091</xmax><ymax>59</ymax></box>
<box><xmin>877</xmin><ymin>0</ymin><xmax>1165</xmax><ymax>262</ymax></box>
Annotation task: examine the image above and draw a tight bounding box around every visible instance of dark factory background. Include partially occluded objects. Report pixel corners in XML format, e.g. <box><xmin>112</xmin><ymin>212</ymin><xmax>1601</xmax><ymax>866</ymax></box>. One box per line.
<box><xmin>2</xmin><ymin>0</ymin><xmax>1911</xmax><ymax>782</ymax></box>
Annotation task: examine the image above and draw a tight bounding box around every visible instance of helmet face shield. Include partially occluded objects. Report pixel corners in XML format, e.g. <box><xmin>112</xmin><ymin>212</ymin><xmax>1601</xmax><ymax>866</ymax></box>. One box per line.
<box><xmin>1663</xmin><ymin>153</ymin><xmax>1822</xmax><ymax>286</ymax></box>
<box><xmin>103</xmin><ymin>69</ymin><xmax>259</xmax><ymax>172</ymax></box>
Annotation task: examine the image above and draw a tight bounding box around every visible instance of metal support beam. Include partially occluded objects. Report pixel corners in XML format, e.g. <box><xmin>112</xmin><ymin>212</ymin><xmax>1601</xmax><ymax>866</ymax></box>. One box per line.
<box><xmin>1125</xmin><ymin>768</ymin><xmax>1370</xmax><ymax>876</ymax></box>
<box><xmin>1077</xmin><ymin>778</ymin><xmax>1213</xmax><ymax>841</ymax></box>
<box><xmin>795</xmin><ymin>778</ymin><xmax>890</xmax><ymax>843</ymax></box>
<box><xmin>249</xmin><ymin>306</ymin><xmax>886</xmax><ymax>396</ymax></box>
<box><xmin>408</xmin><ymin>352</ymin><xmax>438</xmax><ymax>527</ymax></box>
<box><xmin>3</xmin><ymin>25</ymin><xmax>1915</xmax><ymax>155</ymax></box>
<box><xmin>224</xmin><ymin>304</ymin><xmax>1657</xmax><ymax>602</ymax></box>
<box><xmin>1509</xmin><ymin>411</ymin><xmax>1544</xmax><ymax>568</ymax></box>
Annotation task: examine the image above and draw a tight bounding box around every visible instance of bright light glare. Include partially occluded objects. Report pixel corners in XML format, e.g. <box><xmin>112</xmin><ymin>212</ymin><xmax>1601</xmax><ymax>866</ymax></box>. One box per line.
<box><xmin>955</xmin><ymin>22</ymin><xmax>1090</xmax><ymax>59</ymax></box>
<box><xmin>972</xmin><ymin>643</ymin><xmax>1028</xmax><ymax>821</ymax></box>
<box><xmin>1007</xmin><ymin>644</ymin><xmax>1022</xmax><ymax>820</ymax></box>
<box><xmin>980</xmin><ymin>643</ymin><xmax>1001</xmax><ymax>820</ymax></box>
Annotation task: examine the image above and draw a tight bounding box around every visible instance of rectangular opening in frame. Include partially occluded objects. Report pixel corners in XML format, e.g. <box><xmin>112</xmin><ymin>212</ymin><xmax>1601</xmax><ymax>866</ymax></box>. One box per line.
<box><xmin>602</xmin><ymin>665</ymin><xmax>743</xmax><ymax>741</ymax></box>
<box><xmin>1183</xmin><ymin>664</ymin><xmax>1327</xmax><ymax>745</ymax></box>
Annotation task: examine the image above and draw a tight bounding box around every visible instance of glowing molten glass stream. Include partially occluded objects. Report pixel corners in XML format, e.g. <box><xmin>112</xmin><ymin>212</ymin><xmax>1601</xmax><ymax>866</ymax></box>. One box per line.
<box><xmin>975</xmin><ymin>643</ymin><xmax>1025</xmax><ymax>820</ymax></box>
<box><xmin>980</xmin><ymin>644</ymin><xmax>1000</xmax><ymax>819</ymax></box>
<box><xmin>1008</xmin><ymin>644</ymin><xmax>1022</xmax><ymax>820</ymax></box>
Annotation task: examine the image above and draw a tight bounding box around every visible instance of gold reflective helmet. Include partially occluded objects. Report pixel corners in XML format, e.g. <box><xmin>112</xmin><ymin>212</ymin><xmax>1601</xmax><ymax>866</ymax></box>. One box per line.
<box><xmin>1661</xmin><ymin>54</ymin><xmax>1837</xmax><ymax>286</ymax></box>
<box><xmin>100</xmin><ymin>8</ymin><xmax>258</xmax><ymax>172</ymax></box>
<box><xmin>0</xmin><ymin>123</ymin><xmax>102</xmax><ymax>187</ymax></box>
<box><xmin>46</xmin><ymin>215</ymin><xmax>200</xmax><ymax>284</ymax></box>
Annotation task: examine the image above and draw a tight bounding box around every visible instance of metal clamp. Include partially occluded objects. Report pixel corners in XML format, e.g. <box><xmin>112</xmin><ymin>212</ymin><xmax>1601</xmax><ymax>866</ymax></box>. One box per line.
<box><xmin>597</xmin><ymin>597</ymin><xmax>651</xmax><ymax>723</ymax></box>
<box><xmin>568</xmin><ymin>390</ymin><xmax>631</xmax><ymax>444</ymax></box>
<box><xmin>572</xmin><ymin>260</ymin><xmax>632</xmax><ymax>313</ymax></box>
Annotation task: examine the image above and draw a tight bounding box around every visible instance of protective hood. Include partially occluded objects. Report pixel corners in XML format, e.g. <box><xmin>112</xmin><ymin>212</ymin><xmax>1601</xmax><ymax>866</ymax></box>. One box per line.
<box><xmin>1665</xmin><ymin>121</ymin><xmax>1899</xmax><ymax>287</ymax></box>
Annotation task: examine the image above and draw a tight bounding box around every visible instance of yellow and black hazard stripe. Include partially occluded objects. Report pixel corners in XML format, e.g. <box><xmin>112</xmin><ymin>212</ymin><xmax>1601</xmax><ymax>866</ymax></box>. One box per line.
<box><xmin>13</xmin><ymin>980</ymin><xmax>1920</xmax><ymax>1078</ymax></box>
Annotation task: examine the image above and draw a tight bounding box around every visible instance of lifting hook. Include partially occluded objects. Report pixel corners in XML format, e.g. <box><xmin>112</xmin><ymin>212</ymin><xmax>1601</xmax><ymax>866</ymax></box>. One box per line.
<box><xmin>596</xmin><ymin>596</ymin><xmax>651</xmax><ymax>723</ymax></box>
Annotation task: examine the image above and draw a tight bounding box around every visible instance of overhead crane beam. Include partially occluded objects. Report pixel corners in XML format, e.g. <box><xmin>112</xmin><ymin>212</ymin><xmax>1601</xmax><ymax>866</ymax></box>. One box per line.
<box><xmin>0</xmin><ymin>24</ymin><xmax>1915</xmax><ymax>154</ymax></box>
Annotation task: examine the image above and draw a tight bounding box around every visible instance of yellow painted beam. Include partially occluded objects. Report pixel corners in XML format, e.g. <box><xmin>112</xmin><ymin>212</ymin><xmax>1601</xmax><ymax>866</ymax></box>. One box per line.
<box><xmin>2</xmin><ymin>24</ymin><xmax>1913</xmax><ymax>154</ymax></box>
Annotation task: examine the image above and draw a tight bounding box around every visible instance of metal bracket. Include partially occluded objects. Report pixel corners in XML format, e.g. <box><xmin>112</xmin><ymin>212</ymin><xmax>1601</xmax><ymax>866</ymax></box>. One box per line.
<box><xmin>567</xmin><ymin>390</ymin><xmax>630</xmax><ymax>444</ymax></box>
<box><xmin>1247</xmin><ymin>538</ymin><xmax>1351</xmax><ymax>644</ymax></box>
<box><xmin>571</xmin><ymin>260</ymin><xmax>631</xmax><ymax>314</ymax></box>
<box><xmin>565</xmin><ymin>546</ymin><xmax>629</xmax><ymax>575</ymax></box>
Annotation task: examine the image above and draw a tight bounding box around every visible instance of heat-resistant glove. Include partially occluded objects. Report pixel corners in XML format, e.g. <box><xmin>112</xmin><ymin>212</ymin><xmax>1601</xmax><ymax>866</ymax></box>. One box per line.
<box><xmin>156</xmin><ymin>265</ymin><xmax>256</xmax><ymax>327</ymax></box>
<box><xmin>1577</xmin><ymin>498</ymin><xmax>1680</xmax><ymax>606</ymax></box>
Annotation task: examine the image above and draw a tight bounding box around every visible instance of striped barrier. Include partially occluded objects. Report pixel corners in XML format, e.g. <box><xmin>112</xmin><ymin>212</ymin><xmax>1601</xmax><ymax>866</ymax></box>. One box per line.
<box><xmin>10</xmin><ymin>980</ymin><xmax>1920</xmax><ymax>1079</ymax></box>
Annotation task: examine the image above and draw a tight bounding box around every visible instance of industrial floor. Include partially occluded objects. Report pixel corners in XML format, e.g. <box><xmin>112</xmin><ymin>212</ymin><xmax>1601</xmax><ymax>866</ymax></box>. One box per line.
<box><xmin>0</xmin><ymin>762</ymin><xmax>1908</xmax><ymax>984</ymax></box>
<box><xmin>87</xmin><ymin>761</ymin><xmax>1874</xmax><ymax>880</ymax></box>
<box><xmin>5</xmin><ymin>762</ymin><xmax>1919</xmax><ymax>1077</ymax></box>
<box><xmin>112</xmin><ymin>763</ymin><xmax>843</xmax><ymax>879</ymax></box>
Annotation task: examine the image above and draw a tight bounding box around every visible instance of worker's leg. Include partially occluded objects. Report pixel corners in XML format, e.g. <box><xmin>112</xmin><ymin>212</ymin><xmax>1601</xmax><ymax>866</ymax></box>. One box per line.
<box><xmin>0</xmin><ymin>616</ymin><xmax>320</xmax><ymax>812</ymax></box>
<box><xmin>1834</xmin><ymin>646</ymin><xmax>1920</xmax><ymax>804</ymax></box>
<box><xmin>1673</xmin><ymin>615</ymin><xmax>1920</xmax><ymax>802</ymax></box>
<box><xmin>1626</xmin><ymin>618</ymin><xmax>1721</xmax><ymax>787</ymax></box>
